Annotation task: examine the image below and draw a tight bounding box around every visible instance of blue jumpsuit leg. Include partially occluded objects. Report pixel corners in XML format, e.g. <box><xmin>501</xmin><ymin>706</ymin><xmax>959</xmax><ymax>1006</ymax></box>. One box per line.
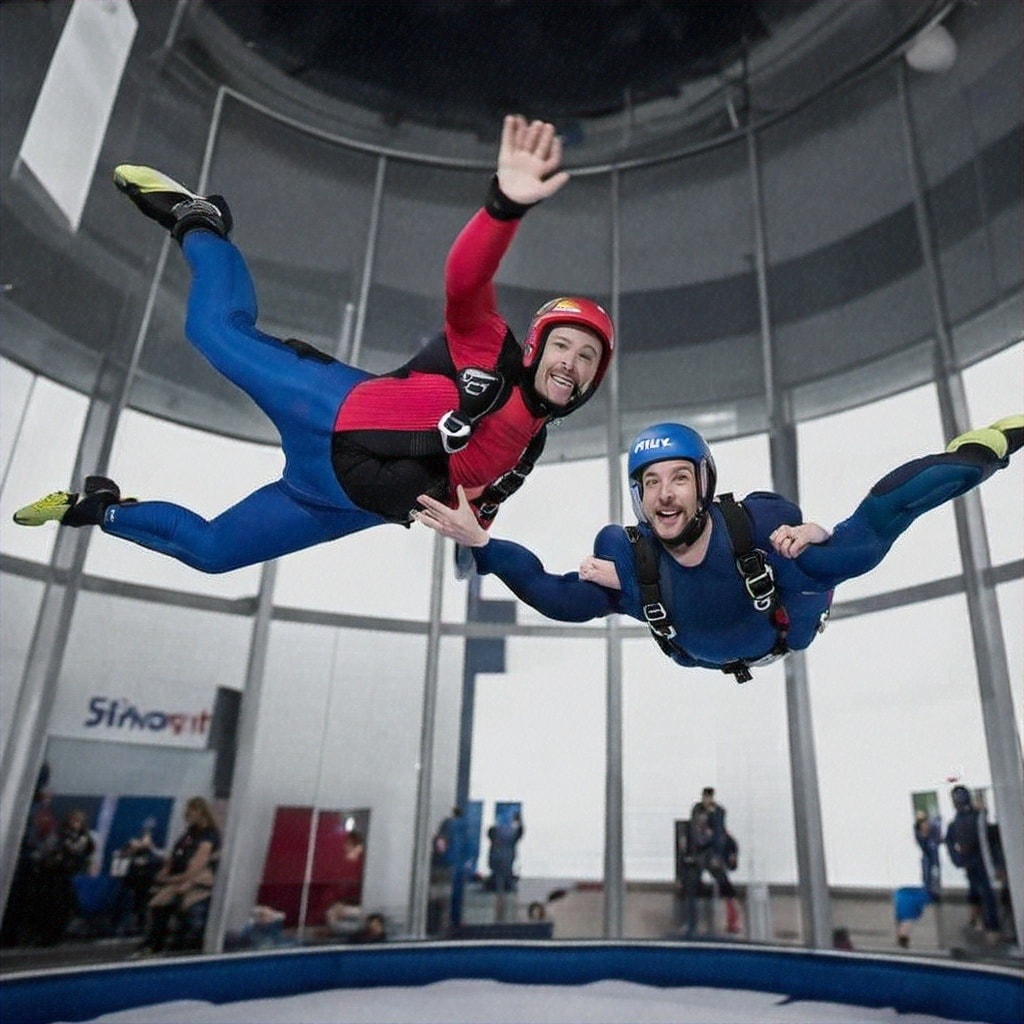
<box><xmin>100</xmin><ymin>232</ymin><xmax>384</xmax><ymax>572</ymax></box>
<box><xmin>795</xmin><ymin>447</ymin><xmax>1007</xmax><ymax>590</ymax></box>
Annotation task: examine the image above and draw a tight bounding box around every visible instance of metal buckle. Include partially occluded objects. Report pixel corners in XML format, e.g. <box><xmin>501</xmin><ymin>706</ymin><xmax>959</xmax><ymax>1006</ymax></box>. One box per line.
<box><xmin>642</xmin><ymin>603</ymin><xmax>677</xmax><ymax>639</ymax></box>
<box><xmin>438</xmin><ymin>411</ymin><xmax>472</xmax><ymax>454</ymax></box>
<box><xmin>736</xmin><ymin>551</ymin><xmax>775</xmax><ymax>610</ymax></box>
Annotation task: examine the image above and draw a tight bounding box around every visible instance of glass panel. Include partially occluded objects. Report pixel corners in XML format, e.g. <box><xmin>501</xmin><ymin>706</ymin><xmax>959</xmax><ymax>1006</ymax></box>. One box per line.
<box><xmin>476</xmin><ymin>456</ymin><xmax>610</xmax><ymax>627</ymax></box>
<box><xmin>623</xmin><ymin>638</ymin><xmax>795</xmax><ymax>942</ymax></box>
<box><xmin>807</xmin><ymin>594</ymin><xmax>982</xmax><ymax>953</ymax></box>
<box><xmin>86</xmin><ymin>408</ymin><xmax>270</xmax><ymax>596</ymax></box>
<box><xmin>468</xmin><ymin>636</ymin><xmax>605</xmax><ymax>935</ymax></box>
<box><xmin>0</xmin><ymin>573</ymin><xmax>45</xmax><ymax>751</ymax></box>
<box><xmin>0</xmin><ymin>375</ymin><xmax>88</xmax><ymax>565</ymax></box>
<box><xmin>0</xmin><ymin>358</ymin><xmax>35</xmax><ymax>479</ymax></box>
<box><xmin>796</xmin><ymin>384</ymin><xmax>959</xmax><ymax>600</ymax></box>
<box><xmin>997</xmin><ymin>580</ymin><xmax>1023</xmax><ymax>732</ymax></box>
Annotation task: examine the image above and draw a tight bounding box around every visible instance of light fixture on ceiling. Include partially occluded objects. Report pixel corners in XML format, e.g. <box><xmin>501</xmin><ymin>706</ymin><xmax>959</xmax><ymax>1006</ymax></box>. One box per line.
<box><xmin>904</xmin><ymin>22</ymin><xmax>958</xmax><ymax>74</ymax></box>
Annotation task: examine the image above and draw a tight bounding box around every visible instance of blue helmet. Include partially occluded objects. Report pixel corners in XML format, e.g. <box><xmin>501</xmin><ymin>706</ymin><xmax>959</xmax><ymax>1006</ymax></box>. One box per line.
<box><xmin>628</xmin><ymin>423</ymin><xmax>717</xmax><ymax>546</ymax></box>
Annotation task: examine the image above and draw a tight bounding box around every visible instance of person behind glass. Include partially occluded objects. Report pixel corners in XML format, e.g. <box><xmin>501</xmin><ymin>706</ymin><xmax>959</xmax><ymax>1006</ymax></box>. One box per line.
<box><xmin>348</xmin><ymin>911</ymin><xmax>387</xmax><ymax>944</ymax></box>
<box><xmin>322</xmin><ymin>829</ymin><xmax>366</xmax><ymax>936</ymax></box>
<box><xmin>944</xmin><ymin>785</ymin><xmax>1000</xmax><ymax>947</ymax></box>
<box><xmin>14</xmin><ymin>116</ymin><xmax>615</xmax><ymax>577</ymax></box>
<box><xmin>686</xmin><ymin>788</ymin><xmax>741</xmax><ymax>937</ymax></box>
<box><xmin>487</xmin><ymin>813</ymin><xmax>524</xmax><ymax>923</ymax></box>
<box><xmin>109</xmin><ymin>817</ymin><xmax>166</xmax><ymax>936</ymax></box>
<box><xmin>432</xmin><ymin>806</ymin><xmax>468</xmax><ymax>929</ymax></box>
<box><xmin>1</xmin><ymin>766</ymin><xmax>57</xmax><ymax>948</ymax></box>
<box><xmin>914</xmin><ymin>808</ymin><xmax>942</xmax><ymax>899</ymax></box>
<box><xmin>31</xmin><ymin>808</ymin><xmax>96</xmax><ymax>946</ymax></box>
<box><xmin>415</xmin><ymin>418</ymin><xmax>1021</xmax><ymax>684</ymax></box>
<box><xmin>137</xmin><ymin>796</ymin><xmax>221</xmax><ymax>956</ymax></box>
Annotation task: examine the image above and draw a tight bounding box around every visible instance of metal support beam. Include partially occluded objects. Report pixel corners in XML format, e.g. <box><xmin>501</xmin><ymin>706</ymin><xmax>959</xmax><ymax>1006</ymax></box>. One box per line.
<box><xmin>204</xmin><ymin>559</ymin><xmax>278</xmax><ymax>952</ymax></box>
<box><xmin>407</xmin><ymin>531</ymin><xmax>446</xmax><ymax>938</ymax></box>
<box><xmin>603</xmin><ymin>169</ymin><xmax>625</xmax><ymax>938</ymax></box>
<box><xmin>746</xmin><ymin>115</ymin><xmax>832</xmax><ymax>948</ymax></box>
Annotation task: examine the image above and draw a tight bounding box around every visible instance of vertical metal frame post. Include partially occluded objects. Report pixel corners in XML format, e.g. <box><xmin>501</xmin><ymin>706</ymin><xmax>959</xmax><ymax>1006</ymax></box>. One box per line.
<box><xmin>603</xmin><ymin>169</ymin><xmax>625</xmax><ymax>938</ymax></box>
<box><xmin>407</xmin><ymin>531</ymin><xmax>447</xmax><ymax>937</ymax></box>
<box><xmin>746</xmin><ymin>116</ymin><xmax>832</xmax><ymax>949</ymax></box>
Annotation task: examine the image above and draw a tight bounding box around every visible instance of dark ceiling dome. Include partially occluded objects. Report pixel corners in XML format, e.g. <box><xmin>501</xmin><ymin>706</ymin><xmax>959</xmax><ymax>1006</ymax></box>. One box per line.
<box><xmin>204</xmin><ymin>0</ymin><xmax>784</xmax><ymax>132</ymax></box>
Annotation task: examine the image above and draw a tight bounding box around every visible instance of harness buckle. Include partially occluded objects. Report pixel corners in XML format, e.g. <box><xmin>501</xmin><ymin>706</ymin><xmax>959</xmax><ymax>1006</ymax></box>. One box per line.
<box><xmin>642</xmin><ymin>603</ymin><xmax>677</xmax><ymax>639</ymax></box>
<box><xmin>736</xmin><ymin>550</ymin><xmax>775</xmax><ymax>610</ymax></box>
<box><xmin>721</xmin><ymin>660</ymin><xmax>754</xmax><ymax>684</ymax></box>
<box><xmin>437</xmin><ymin>411</ymin><xmax>472</xmax><ymax>454</ymax></box>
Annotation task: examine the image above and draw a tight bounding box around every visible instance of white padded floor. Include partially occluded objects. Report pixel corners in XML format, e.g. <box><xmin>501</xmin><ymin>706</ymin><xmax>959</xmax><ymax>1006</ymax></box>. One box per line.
<box><xmin>56</xmin><ymin>978</ymin><xmax>985</xmax><ymax>1024</ymax></box>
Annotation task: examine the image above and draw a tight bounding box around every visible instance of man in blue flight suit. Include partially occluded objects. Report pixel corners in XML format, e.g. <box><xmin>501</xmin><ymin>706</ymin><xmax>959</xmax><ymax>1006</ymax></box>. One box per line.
<box><xmin>414</xmin><ymin>415</ymin><xmax>1021</xmax><ymax>682</ymax></box>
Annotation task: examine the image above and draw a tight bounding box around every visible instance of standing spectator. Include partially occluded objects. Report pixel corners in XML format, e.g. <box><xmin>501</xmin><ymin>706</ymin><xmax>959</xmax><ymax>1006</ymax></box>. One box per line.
<box><xmin>108</xmin><ymin>817</ymin><xmax>166</xmax><ymax>936</ymax></box>
<box><xmin>914</xmin><ymin>809</ymin><xmax>942</xmax><ymax>898</ymax></box>
<box><xmin>487</xmin><ymin>813</ymin><xmax>524</xmax><ymax>922</ymax></box>
<box><xmin>945</xmin><ymin>785</ymin><xmax>1000</xmax><ymax>947</ymax></box>
<box><xmin>431</xmin><ymin>807</ymin><xmax>468</xmax><ymax>930</ymax></box>
<box><xmin>136</xmin><ymin>797</ymin><xmax>221</xmax><ymax>955</ymax></box>
<box><xmin>31</xmin><ymin>808</ymin><xmax>96</xmax><ymax>946</ymax></box>
<box><xmin>687</xmin><ymin>787</ymin><xmax>741</xmax><ymax>936</ymax></box>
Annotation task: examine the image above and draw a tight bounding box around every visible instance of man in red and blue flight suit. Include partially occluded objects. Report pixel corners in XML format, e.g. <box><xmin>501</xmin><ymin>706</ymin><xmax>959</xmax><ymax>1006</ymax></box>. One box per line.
<box><xmin>15</xmin><ymin>116</ymin><xmax>614</xmax><ymax>574</ymax></box>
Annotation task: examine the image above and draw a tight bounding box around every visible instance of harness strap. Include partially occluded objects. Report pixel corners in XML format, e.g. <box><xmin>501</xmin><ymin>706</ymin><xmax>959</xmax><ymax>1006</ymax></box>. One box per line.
<box><xmin>626</xmin><ymin>526</ymin><xmax>686</xmax><ymax>661</ymax></box>
<box><xmin>472</xmin><ymin>427</ymin><xmax>548</xmax><ymax>525</ymax></box>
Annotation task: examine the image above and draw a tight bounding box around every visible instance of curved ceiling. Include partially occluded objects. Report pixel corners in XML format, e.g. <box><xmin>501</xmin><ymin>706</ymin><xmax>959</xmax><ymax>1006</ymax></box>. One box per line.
<box><xmin>203</xmin><ymin>0</ymin><xmax>791</xmax><ymax>134</ymax></box>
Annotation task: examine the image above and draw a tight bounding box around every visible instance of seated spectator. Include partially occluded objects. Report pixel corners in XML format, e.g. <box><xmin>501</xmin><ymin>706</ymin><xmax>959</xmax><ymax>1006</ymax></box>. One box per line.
<box><xmin>325</xmin><ymin>900</ymin><xmax>363</xmax><ymax>938</ymax></box>
<box><xmin>349</xmin><ymin>912</ymin><xmax>387</xmax><ymax>944</ymax></box>
<box><xmin>136</xmin><ymin>796</ymin><xmax>221</xmax><ymax>955</ymax></box>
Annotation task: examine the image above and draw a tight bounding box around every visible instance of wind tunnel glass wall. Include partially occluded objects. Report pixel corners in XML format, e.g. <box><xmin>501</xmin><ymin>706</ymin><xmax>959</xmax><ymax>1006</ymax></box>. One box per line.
<box><xmin>1</xmin><ymin>0</ymin><xmax>1022</xmax><ymax>958</ymax></box>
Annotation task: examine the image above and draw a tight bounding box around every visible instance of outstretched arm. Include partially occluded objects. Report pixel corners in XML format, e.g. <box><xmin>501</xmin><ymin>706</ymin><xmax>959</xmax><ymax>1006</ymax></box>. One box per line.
<box><xmin>414</xmin><ymin>487</ymin><xmax>615</xmax><ymax>623</ymax></box>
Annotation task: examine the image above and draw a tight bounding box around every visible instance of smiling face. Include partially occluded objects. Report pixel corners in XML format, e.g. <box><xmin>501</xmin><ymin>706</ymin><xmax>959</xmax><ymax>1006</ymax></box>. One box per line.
<box><xmin>531</xmin><ymin>325</ymin><xmax>602</xmax><ymax>407</ymax></box>
<box><xmin>639</xmin><ymin>459</ymin><xmax>701</xmax><ymax>544</ymax></box>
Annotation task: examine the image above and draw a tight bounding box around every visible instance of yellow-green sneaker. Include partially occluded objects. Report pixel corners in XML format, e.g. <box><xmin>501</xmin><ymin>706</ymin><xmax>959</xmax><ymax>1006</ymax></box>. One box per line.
<box><xmin>990</xmin><ymin>414</ymin><xmax>1023</xmax><ymax>457</ymax></box>
<box><xmin>13</xmin><ymin>490</ymin><xmax>76</xmax><ymax>526</ymax></box>
<box><xmin>946</xmin><ymin>415</ymin><xmax>1024</xmax><ymax>460</ymax></box>
<box><xmin>113</xmin><ymin>165</ymin><xmax>232</xmax><ymax>241</ymax></box>
<box><xmin>13</xmin><ymin>475</ymin><xmax>122</xmax><ymax>528</ymax></box>
<box><xmin>946</xmin><ymin>427</ymin><xmax>1008</xmax><ymax>459</ymax></box>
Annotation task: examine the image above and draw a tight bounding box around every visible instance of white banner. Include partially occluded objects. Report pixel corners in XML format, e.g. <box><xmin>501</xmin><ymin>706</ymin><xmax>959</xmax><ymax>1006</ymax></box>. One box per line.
<box><xmin>18</xmin><ymin>0</ymin><xmax>138</xmax><ymax>230</ymax></box>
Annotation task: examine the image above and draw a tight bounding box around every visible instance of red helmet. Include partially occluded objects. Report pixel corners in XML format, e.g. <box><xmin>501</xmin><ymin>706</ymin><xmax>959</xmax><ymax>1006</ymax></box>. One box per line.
<box><xmin>521</xmin><ymin>297</ymin><xmax>615</xmax><ymax>415</ymax></box>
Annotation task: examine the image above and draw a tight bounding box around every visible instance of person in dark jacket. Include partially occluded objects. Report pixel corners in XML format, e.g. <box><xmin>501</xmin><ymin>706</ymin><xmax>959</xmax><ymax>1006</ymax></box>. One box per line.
<box><xmin>945</xmin><ymin>785</ymin><xmax>1000</xmax><ymax>946</ymax></box>
<box><xmin>31</xmin><ymin>808</ymin><xmax>95</xmax><ymax>946</ymax></box>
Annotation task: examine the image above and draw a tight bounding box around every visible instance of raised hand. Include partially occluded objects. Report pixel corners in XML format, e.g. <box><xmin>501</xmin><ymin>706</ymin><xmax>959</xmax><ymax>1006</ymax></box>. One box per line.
<box><xmin>496</xmin><ymin>114</ymin><xmax>570</xmax><ymax>205</ymax></box>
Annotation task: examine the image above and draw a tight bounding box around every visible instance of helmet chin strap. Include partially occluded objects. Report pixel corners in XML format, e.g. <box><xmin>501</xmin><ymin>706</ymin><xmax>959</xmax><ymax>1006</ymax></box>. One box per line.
<box><xmin>662</xmin><ymin>506</ymin><xmax>709</xmax><ymax>549</ymax></box>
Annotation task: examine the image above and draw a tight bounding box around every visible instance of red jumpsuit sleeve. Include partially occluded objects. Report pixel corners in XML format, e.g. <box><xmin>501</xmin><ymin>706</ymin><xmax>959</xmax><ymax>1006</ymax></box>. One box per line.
<box><xmin>444</xmin><ymin>208</ymin><xmax>520</xmax><ymax>369</ymax></box>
